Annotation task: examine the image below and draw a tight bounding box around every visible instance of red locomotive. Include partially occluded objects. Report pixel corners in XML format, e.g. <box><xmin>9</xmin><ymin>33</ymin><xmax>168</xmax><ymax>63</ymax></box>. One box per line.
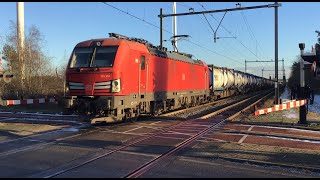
<box><xmin>62</xmin><ymin>33</ymin><xmax>273</xmax><ymax>123</ymax></box>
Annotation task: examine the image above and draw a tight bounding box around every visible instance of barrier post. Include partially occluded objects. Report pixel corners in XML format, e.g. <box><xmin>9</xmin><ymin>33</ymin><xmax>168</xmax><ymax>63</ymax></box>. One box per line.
<box><xmin>298</xmin><ymin>43</ymin><xmax>307</xmax><ymax>124</ymax></box>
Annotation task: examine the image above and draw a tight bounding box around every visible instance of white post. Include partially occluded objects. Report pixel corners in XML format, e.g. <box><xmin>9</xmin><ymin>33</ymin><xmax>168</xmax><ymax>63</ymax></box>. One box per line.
<box><xmin>173</xmin><ymin>2</ymin><xmax>177</xmax><ymax>52</ymax></box>
<box><xmin>17</xmin><ymin>2</ymin><xmax>25</xmax><ymax>89</ymax></box>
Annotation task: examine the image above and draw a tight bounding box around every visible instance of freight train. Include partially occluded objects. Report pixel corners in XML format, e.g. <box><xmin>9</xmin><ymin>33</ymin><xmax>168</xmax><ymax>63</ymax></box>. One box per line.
<box><xmin>62</xmin><ymin>33</ymin><xmax>274</xmax><ymax>123</ymax></box>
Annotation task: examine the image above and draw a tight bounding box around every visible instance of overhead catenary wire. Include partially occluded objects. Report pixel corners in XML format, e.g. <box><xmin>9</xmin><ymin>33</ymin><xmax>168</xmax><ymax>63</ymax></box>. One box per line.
<box><xmin>241</xmin><ymin>11</ymin><xmax>270</xmax><ymax>60</ymax></box>
<box><xmin>240</xmin><ymin>11</ymin><xmax>270</xmax><ymax>70</ymax></box>
<box><xmin>197</xmin><ymin>2</ymin><xmax>265</xmax><ymax>63</ymax></box>
<box><xmin>102</xmin><ymin>2</ymin><xmax>244</xmax><ymax>65</ymax></box>
<box><xmin>204</xmin><ymin>2</ymin><xmax>275</xmax><ymax>75</ymax></box>
<box><xmin>177</xmin><ymin>2</ymin><xmax>248</xmax><ymax>67</ymax></box>
<box><xmin>237</xmin><ymin>3</ymin><xmax>274</xmax><ymax>74</ymax></box>
<box><xmin>196</xmin><ymin>3</ymin><xmax>263</xmax><ymax>74</ymax></box>
<box><xmin>195</xmin><ymin>2</ymin><xmax>264</xmax><ymax>74</ymax></box>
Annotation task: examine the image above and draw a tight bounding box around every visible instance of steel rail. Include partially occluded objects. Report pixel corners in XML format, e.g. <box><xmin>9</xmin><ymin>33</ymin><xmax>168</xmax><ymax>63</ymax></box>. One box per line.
<box><xmin>124</xmin><ymin>92</ymin><xmax>268</xmax><ymax>178</ymax></box>
<box><xmin>124</xmin><ymin>119</ymin><xmax>226</xmax><ymax>178</ymax></box>
<box><xmin>227</xmin><ymin>90</ymin><xmax>273</xmax><ymax>120</ymax></box>
<box><xmin>199</xmin><ymin>92</ymin><xmax>264</xmax><ymax>119</ymax></box>
<box><xmin>161</xmin><ymin>96</ymin><xmax>233</xmax><ymax>117</ymax></box>
<box><xmin>31</xmin><ymin>118</ymin><xmax>204</xmax><ymax>178</ymax></box>
<box><xmin>30</xmin><ymin>91</ymin><xmax>268</xmax><ymax>178</ymax></box>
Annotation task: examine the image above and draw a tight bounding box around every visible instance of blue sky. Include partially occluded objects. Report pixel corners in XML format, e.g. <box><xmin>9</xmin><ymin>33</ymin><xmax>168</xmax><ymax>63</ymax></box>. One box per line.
<box><xmin>0</xmin><ymin>2</ymin><xmax>319</xmax><ymax>78</ymax></box>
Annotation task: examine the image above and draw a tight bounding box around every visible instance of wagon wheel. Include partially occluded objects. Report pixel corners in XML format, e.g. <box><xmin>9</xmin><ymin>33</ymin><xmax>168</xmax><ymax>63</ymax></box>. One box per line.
<box><xmin>152</xmin><ymin>102</ymin><xmax>163</xmax><ymax>116</ymax></box>
<box><xmin>126</xmin><ymin>107</ymin><xmax>140</xmax><ymax>123</ymax></box>
<box><xmin>129</xmin><ymin>107</ymin><xmax>140</xmax><ymax>123</ymax></box>
<box><xmin>152</xmin><ymin>108</ymin><xmax>160</xmax><ymax>116</ymax></box>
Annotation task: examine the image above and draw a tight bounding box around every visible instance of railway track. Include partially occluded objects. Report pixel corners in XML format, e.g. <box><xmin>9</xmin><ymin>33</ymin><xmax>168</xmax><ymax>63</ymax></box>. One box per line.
<box><xmin>26</xmin><ymin>90</ymin><xmax>270</xmax><ymax>178</ymax></box>
<box><xmin>161</xmin><ymin>90</ymin><xmax>269</xmax><ymax>119</ymax></box>
<box><xmin>0</xmin><ymin>112</ymin><xmax>84</xmax><ymax>125</ymax></box>
<box><xmin>90</xmin><ymin>90</ymin><xmax>270</xmax><ymax>124</ymax></box>
<box><xmin>160</xmin><ymin>95</ymin><xmax>235</xmax><ymax>117</ymax></box>
<box><xmin>2</xmin><ymin>89</ymin><xmax>315</xmax><ymax>178</ymax></box>
<box><xmin>123</xmin><ymin>91</ymin><xmax>272</xmax><ymax>178</ymax></box>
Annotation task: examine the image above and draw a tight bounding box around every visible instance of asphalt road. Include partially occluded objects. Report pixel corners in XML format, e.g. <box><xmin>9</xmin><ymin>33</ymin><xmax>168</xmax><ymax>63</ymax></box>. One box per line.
<box><xmin>0</xmin><ymin>116</ymin><xmax>318</xmax><ymax>178</ymax></box>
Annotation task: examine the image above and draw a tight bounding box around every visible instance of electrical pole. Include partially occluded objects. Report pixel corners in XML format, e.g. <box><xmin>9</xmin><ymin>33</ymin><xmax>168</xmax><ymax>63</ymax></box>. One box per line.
<box><xmin>298</xmin><ymin>43</ymin><xmax>307</xmax><ymax>124</ymax></box>
<box><xmin>275</xmin><ymin>1</ymin><xmax>279</xmax><ymax>104</ymax></box>
<box><xmin>173</xmin><ymin>2</ymin><xmax>177</xmax><ymax>52</ymax></box>
<box><xmin>282</xmin><ymin>58</ymin><xmax>286</xmax><ymax>84</ymax></box>
<box><xmin>160</xmin><ymin>8</ymin><xmax>163</xmax><ymax>49</ymax></box>
<box><xmin>245</xmin><ymin>60</ymin><xmax>247</xmax><ymax>73</ymax></box>
<box><xmin>17</xmin><ymin>2</ymin><xmax>25</xmax><ymax>93</ymax></box>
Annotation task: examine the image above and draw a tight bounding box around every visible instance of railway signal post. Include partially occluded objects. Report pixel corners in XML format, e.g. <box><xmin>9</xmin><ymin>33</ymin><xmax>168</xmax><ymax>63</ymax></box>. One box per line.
<box><xmin>298</xmin><ymin>43</ymin><xmax>307</xmax><ymax>124</ymax></box>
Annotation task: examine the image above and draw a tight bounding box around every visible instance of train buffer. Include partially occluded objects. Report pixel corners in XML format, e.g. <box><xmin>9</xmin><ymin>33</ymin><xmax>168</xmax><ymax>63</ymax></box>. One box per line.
<box><xmin>254</xmin><ymin>99</ymin><xmax>307</xmax><ymax>116</ymax></box>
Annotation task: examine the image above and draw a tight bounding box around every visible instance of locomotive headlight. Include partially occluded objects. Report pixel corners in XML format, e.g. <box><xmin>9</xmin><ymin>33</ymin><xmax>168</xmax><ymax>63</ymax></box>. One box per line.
<box><xmin>111</xmin><ymin>79</ymin><xmax>121</xmax><ymax>92</ymax></box>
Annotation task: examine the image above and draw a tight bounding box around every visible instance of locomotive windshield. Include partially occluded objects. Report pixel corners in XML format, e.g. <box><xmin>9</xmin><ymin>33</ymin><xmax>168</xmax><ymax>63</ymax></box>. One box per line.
<box><xmin>69</xmin><ymin>47</ymin><xmax>94</xmax><ymax>68</ymax></box>
<box><xmin>69</xmin><ymin>46</ymin><xmax>118</xmax><ymax>68</ymax></box>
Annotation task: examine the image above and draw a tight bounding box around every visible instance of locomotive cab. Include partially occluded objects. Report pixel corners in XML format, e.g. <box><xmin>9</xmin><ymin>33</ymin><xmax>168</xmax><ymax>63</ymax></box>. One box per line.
<box><xmin>66</xmin><ymin>44</ymin><xmax>120</xmax><ymax>96</ymax></box>
<box><xmin>63</xmin><ymin>39</ymin><xmax>127</xmax><ymax>121</ymax></box>
<box><xmin>63</xmin><ymin>35</ymin><xmax>150</xmax><ymax>122</ymax></box>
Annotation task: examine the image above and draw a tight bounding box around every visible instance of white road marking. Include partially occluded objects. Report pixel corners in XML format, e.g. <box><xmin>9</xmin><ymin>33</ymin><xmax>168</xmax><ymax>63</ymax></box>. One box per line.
<box><xmin>238</xmin><ymin>135</ymin><xmax>249</xmax><ymax>144</ymax></box>
<box><xmin>150</xmin><ymin>121</ymin><xmax>162</xmax><ymax>125</ymax></box>
<box><xmin>229</xmin><ymin>124</ymin><xmax>320</xmax><ymax>134</ymax></box>
<box><xmin>119</xmin><ymin>150</ymin><xmax>158</xmax><ymax>158</ymax></box>
<box><xmin>166</xmin><ymin>131</ymin><xmax>193</xmax><ymax>136</ymax></box>
<box><xmin>122</xmin><ymin>126</ymin><xmax>142</xmax><ymax>133</ymax></box>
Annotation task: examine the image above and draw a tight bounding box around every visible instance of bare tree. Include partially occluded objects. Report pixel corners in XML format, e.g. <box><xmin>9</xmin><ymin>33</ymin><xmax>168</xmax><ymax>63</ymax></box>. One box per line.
<box><xmin>1</xmin><ymin>21</ymin><xmax>65</xmax><ymax>99</ymax></box>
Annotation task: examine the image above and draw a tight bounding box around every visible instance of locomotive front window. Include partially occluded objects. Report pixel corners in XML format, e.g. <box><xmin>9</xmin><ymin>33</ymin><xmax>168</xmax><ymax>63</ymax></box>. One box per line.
<box><xmin>69</xmin><ymin>46</ymin><xmax>118</xmax><ymax>68</ymax></box>
<box><xmin>69</xmin><ymin>47</ymin><xmax>94</xmax><ymax>68</ymax></box>
<box><xmin>92</xmin><ymin>46</ymin><xmax>118</xmax><ymax>67</ymax></box>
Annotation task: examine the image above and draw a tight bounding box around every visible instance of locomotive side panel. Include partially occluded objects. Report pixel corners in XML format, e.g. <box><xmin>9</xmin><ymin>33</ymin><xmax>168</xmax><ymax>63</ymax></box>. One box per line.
<box><xmin>146</xmin><ymin>55</ymin><xmax>209</xmax><ymax>107</ymax></box>
<box><xmin>147</xmin><ymin>56</ymin><xmax>209</xmax><ymax>93</ymax></box>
